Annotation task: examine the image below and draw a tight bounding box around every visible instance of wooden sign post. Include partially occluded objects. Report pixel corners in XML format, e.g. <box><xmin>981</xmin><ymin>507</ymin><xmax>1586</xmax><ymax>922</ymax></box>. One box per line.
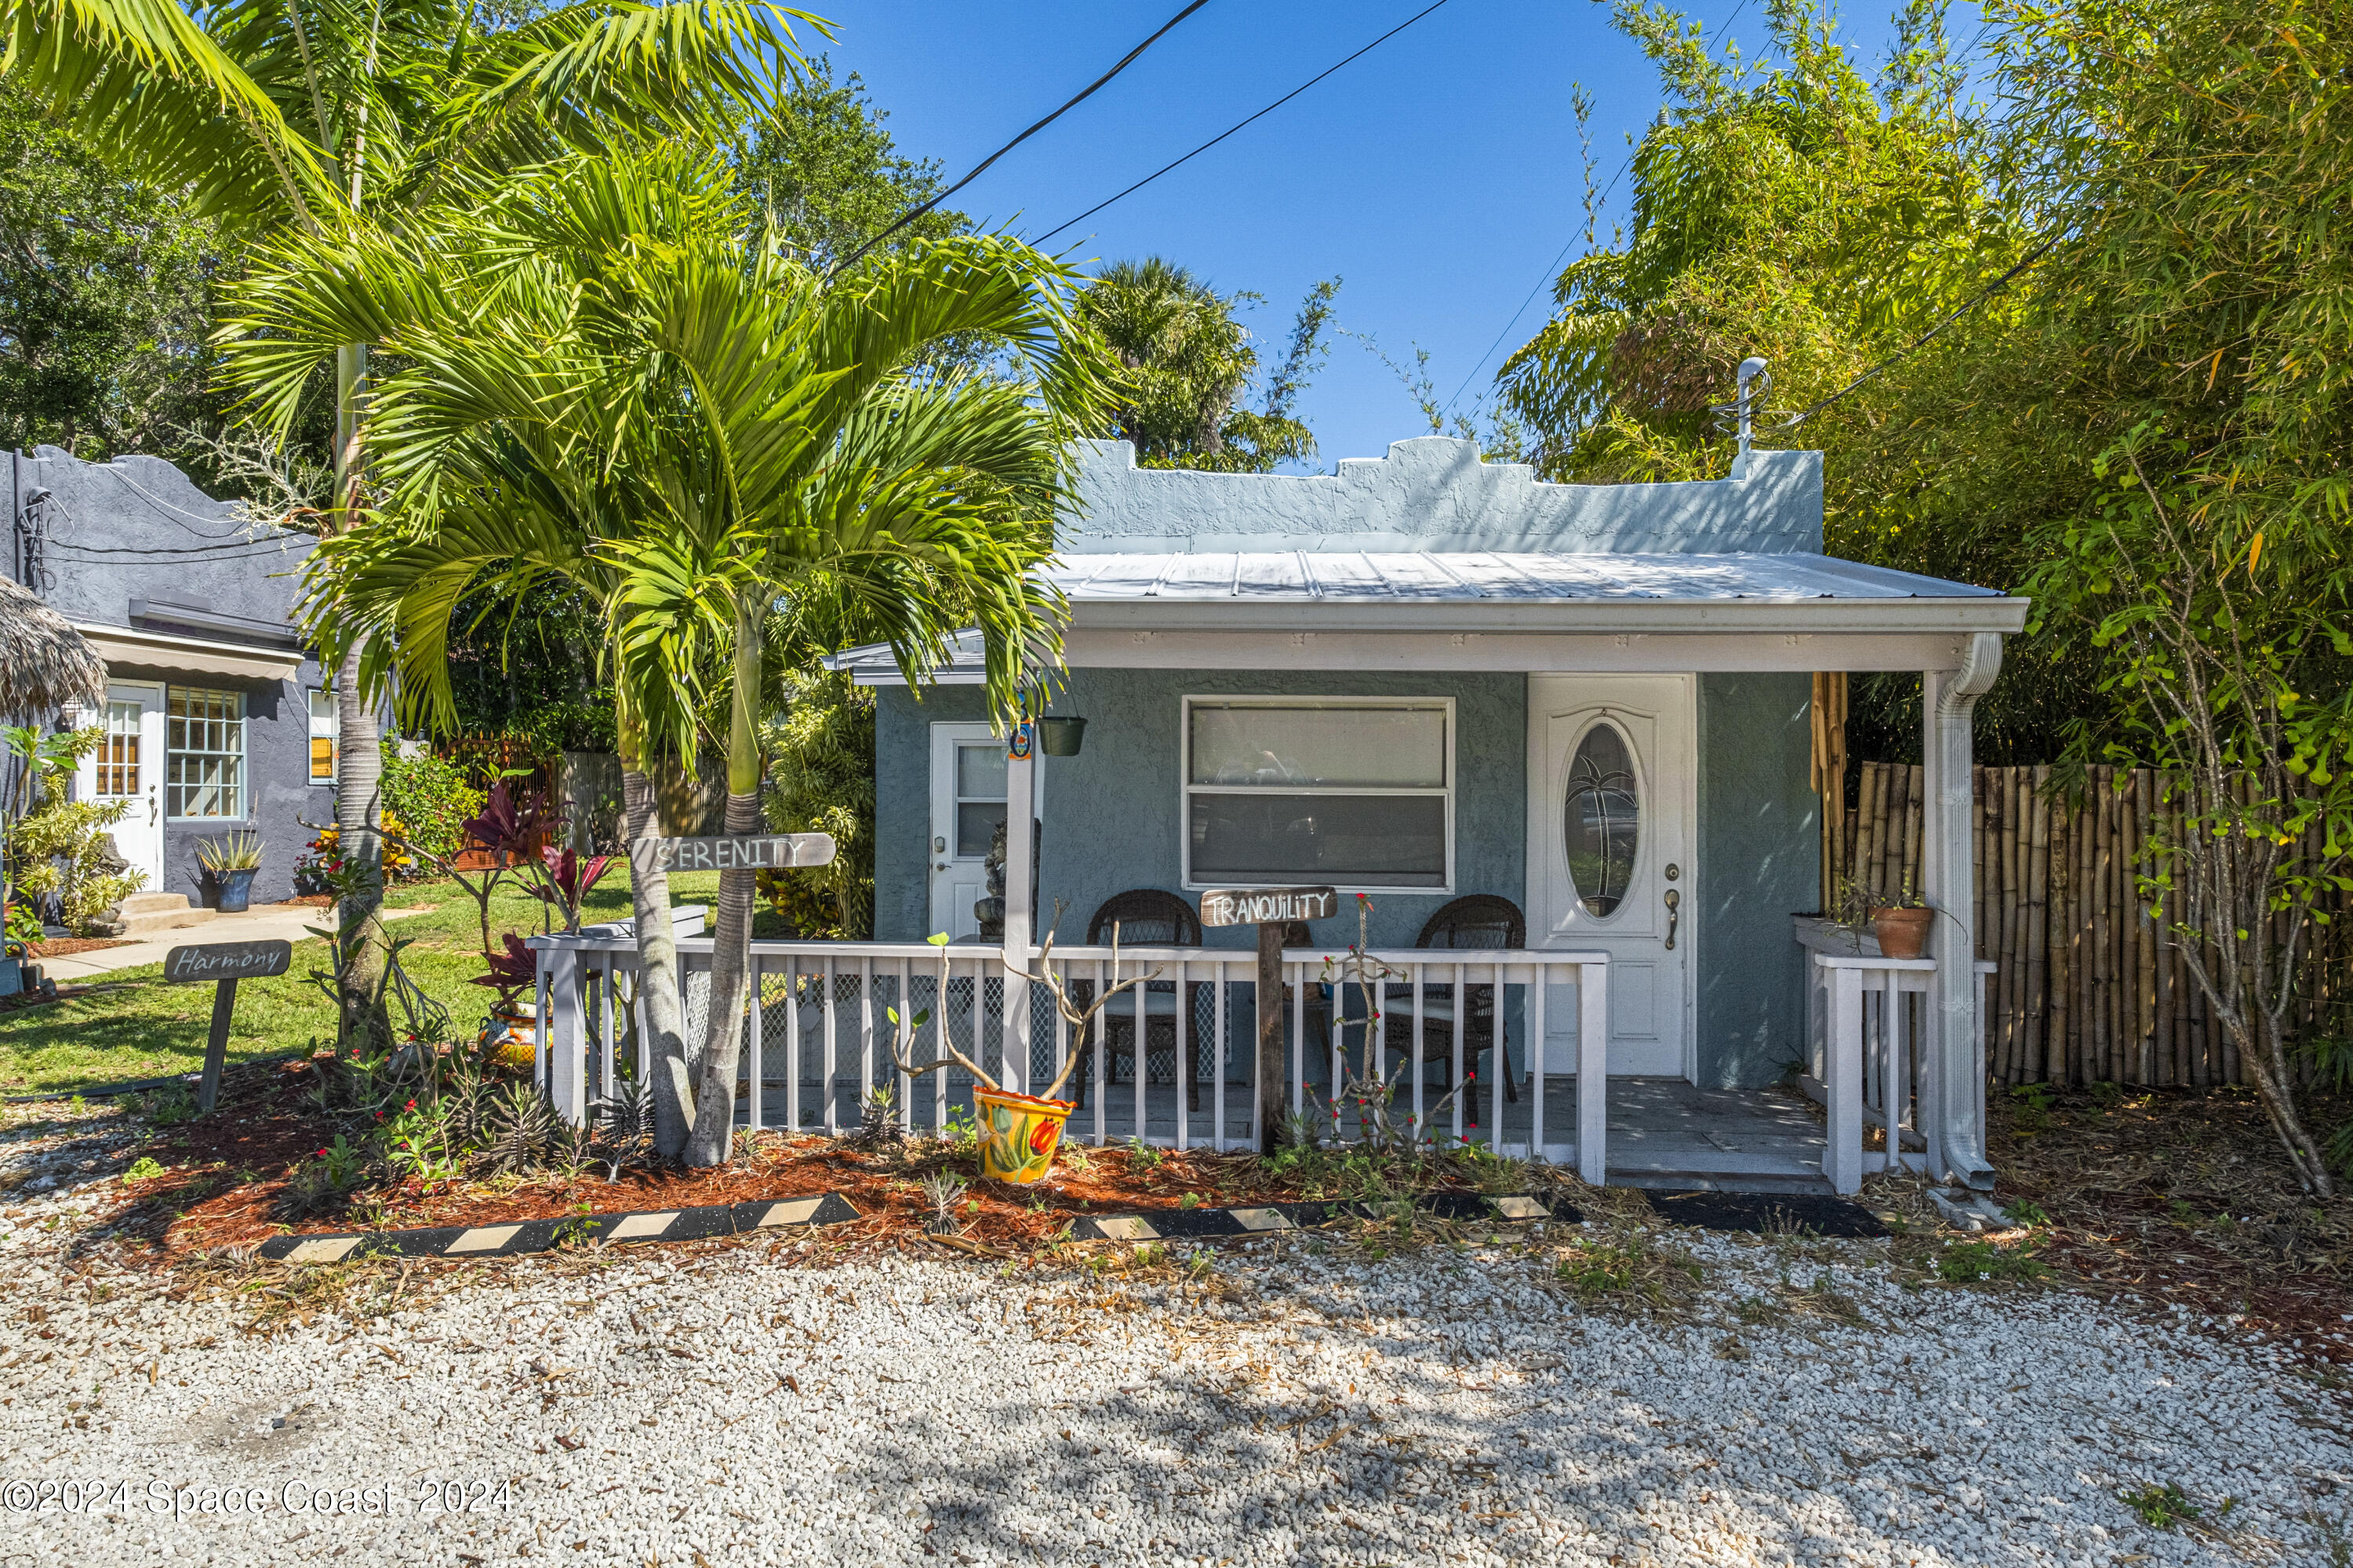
<box><xmin>1198</xmin><ymin>886</ymin><xmax>1338</xmax><ymax>1153</ymax></box>
<box><xmin>162</xmin><ymin>939</ymin><xmax>293</xmax><ymax>1115</ymax></box>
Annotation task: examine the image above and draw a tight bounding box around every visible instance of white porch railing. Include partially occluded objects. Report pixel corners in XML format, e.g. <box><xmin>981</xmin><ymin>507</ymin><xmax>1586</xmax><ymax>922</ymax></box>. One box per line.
<box><xmin>1798</xmin><ymin>919</ymin><xmax>1995</xmax><ymax>1194</ymax></box>
<box><xmin>529</xmin><ymin>928</ymin><xmax>1609</xmax><ymax>1175</ymax></box>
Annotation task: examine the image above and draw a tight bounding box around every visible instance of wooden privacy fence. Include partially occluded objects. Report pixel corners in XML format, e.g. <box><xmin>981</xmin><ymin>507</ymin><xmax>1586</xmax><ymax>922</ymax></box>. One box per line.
<box><xmin>1831</xmin><ymin>762</ymin><xmax>2352</xmax><ymax>1090</ymax></box>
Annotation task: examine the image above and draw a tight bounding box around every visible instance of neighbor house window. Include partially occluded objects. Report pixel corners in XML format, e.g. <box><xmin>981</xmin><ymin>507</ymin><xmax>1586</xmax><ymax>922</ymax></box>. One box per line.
<box><xmin>167</xmin><ymin>687</ymin><xmax>246</xmax><ymax>820</ymax></box>
<box><xmin>1182</xmin><ymin>698</ymin><xmax>1452</xmax><ymax>890</ymax></box>
<box><xmin>309</xmin><ymin>686</ymin><xmax>337</xmax><ymax>781</ymax></box>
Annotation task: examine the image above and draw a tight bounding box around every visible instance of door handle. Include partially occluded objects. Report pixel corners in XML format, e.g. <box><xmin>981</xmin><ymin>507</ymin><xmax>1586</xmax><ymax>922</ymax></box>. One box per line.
<box><xmin>1663</xmin><ymin>888</ymin><xmax>1680</xmax><ymax>951</ymax></box>
<box><xmin>933</xmin><ymin>862</ymin><xmax>950</xmax><ymax>871</ymax></box>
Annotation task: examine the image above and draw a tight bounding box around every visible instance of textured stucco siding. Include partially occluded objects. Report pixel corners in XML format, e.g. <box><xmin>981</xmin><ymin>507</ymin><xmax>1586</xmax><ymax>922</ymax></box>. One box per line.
<box><xmin>1062</xmin><ymin>437</ymin><xmax>1824</xmax><ymax>555</ymax></box>
<box><xmin>875</xmin><ymin>671</ymin><xmax>1527</xmax><ymax>949</ymax></box>
<box><xmin>9</xmin><ymin>446</ymin><xmax>326</xmax><ymax>907</ymax></box>
<box><xmin>1693</xmin><ymin>671</ymin><xmax>1820</xmax><ymax>1088</ymax></box>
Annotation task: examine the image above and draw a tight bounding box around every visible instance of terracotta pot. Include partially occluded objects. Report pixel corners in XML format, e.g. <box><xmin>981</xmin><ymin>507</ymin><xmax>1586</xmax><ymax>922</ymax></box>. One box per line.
<box><xmin>1872</xmin><ymin>906</ymin><xmax>1933</xmax><ymax>959</ymax></box>
<box><xmin>973</xmin><ymin>1086</ymin><xmax>1075</xmax><ymax>1184</ymax></box>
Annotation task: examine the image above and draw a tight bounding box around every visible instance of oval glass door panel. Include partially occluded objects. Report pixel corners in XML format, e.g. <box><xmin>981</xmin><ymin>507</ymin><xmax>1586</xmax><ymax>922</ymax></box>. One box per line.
<box><xmin>1563</xmin><ymin>722</ymin><xmax>1640</xmax><ymax>917</ymax></box>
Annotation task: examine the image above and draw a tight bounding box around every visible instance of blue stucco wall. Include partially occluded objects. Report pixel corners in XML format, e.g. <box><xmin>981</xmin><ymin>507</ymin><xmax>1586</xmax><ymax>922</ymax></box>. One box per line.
<box><xmin>9</xmin><ymin>446</ymin><xmax>326</xmax><ymax>908</ymax></box>
<box><xmin>1693</xmin><ymin>671</ymin><xmax>1820</xmax><ymax>1088</ymax></box>
<box><xmin>875</xmin><ymin>671</ymin><xmax>1527</xmax><ymax>950</ymax></box>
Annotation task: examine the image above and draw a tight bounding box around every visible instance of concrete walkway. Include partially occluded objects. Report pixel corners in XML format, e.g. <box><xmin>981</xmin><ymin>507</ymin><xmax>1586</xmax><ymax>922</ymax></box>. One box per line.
<box><xmin>35</xmin><ymin>903</ymin><xmax>429</xmax><ymax>983</ymax></box>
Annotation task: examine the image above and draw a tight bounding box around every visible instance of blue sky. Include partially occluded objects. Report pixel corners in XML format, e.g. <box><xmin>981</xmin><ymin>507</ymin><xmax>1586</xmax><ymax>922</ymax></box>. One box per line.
<box><xmin>794</xmin><ymin>2</ymin><xmax>1942</xmax><ymax>469</ymax></box>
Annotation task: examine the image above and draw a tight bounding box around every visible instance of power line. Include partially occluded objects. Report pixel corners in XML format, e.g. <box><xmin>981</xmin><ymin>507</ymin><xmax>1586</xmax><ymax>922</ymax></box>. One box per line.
<box><xmin>1780</xmin><ymin>231</ymin><xmax>2061</xmax><ymax>427</ymax></box>
<box><xmin>829</xmin><ymin>0</ymin><xmax>1217</xmax><ymax>275</ymax></box>
<box><xmin>1032</xmin><ymin>0</ymin><xmax>1457</xmax><ymax>247</ymax></box>
<box><xmin>1440</xmin><ymin>0</ymin><xmax>1753</xmax><ymax>417</ymax></box>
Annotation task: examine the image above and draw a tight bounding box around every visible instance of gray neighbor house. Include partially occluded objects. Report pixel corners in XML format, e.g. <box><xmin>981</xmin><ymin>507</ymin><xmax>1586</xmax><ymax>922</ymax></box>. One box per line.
<box><xmin>7</xmin><ymin>446</ymin><xmax>328</xmax><ymax>924</ymax></box>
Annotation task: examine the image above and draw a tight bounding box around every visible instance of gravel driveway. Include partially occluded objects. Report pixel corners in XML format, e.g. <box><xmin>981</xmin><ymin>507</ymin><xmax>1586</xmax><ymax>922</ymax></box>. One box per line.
<box><xmin>1</xmin><ymin>1115</ymin><xmax>2346</xmax><ymax>1566</ymax></box>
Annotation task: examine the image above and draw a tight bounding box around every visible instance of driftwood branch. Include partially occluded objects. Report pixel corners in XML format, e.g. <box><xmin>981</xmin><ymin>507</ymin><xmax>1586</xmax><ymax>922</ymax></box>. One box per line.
<box><xmin>1000</xmin><ymin>914</ymin><xmax>1163</xmax><ymax>1103</ymax></box>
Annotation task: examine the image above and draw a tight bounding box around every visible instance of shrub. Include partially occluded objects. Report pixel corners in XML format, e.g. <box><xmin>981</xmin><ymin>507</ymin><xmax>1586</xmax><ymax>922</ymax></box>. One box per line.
<box><xmin>381</xmin><ymin>751</ymin><xmax>484</xmax><ymax>867</ymax></box>
<box><xmin>758</xmin><ymin>670</ymin><xmax>874</xmax><ymax>937</ymax></box>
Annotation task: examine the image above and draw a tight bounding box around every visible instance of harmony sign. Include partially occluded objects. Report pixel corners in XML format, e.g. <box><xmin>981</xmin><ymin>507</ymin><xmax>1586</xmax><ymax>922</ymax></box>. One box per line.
<box><xmin>627</xmin><ymin>834</ymin><xmax>837</xmax><ymax>875</ymax></box>
<box><xmin>1197</xmin><ymin>885</ymin><xmax>1338</xmax><ymax>930</ymax></box>
<box><xmin>162</xmin><ymin>939</ymin><xmax>293</xmax><ymax>984</ymax></box>
<box><xmin>162</xmin><ymin>939</ymin><xmax>294</xmax><ymax>1115</ymax></box>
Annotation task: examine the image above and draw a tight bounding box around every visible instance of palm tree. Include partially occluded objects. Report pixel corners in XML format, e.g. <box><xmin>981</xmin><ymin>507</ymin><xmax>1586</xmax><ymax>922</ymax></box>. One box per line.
<box><xmin>227</xmin><ymin>150</ymin><xmax>1106</xmax><ymax>1160</ymax></box>
<box><xmin>3</xmin><ymin>0</ymin><xmax>819</xmax><ymax>1038</ymax></box>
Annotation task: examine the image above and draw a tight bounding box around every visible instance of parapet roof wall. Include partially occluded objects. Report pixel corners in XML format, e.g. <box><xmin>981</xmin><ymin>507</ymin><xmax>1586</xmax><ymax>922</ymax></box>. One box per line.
<box><xmin>1058</xmin><ymin>435</ymin><xmax>1824</xmax><ymax>556</ymax></box>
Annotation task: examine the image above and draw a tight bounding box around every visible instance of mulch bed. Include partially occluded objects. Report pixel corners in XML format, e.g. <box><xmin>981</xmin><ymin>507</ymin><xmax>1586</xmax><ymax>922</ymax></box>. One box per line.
<box><xmin>102</xmin><ymin>1059</ymin><xmax>1391</xmax><ymax>1264</ymax></box>
<box><xmin>24</xmin><ymin>937</ymin><xmax>129</xmax><ymax>959</ymax></box>
<box><xmin>1975</xmin><ymin>1084</ymin><xmax>2353</xmax><ymax>1360</ymax></box>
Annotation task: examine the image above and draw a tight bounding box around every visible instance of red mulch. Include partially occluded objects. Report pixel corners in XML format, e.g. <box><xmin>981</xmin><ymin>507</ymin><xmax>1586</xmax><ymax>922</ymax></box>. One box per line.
<box><xmin>104</xmin><ymin>1059</ymin><xmax>1324</xmax><ymax>1263</ymax></box>
<box><xmin>24</xmin><ymin>937</ymin><xmax>128</xmax><ymax>958</ymax></box>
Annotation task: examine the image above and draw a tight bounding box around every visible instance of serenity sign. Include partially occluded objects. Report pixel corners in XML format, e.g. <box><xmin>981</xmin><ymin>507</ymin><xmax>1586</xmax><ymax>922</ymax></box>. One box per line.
<box><xmin>628</xmin><ymin>834</ymin><xmax>837</xmax><ymax>875</ymax></box>
<box><xmin>162</xmin><ymin>940</ymin><xmax>293</xmax><ymax>984</ymax></box>
<box><xmin>1198</xmin><ymin>886</ymin><xmax>1339</xmax><ymax>929</ymax></box>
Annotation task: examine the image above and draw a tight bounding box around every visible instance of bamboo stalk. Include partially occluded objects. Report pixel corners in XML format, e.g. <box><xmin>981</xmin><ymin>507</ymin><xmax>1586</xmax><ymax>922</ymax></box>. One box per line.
<box><xmin>2050</xmin><ymin>774</ymin><xmax>2075</xmax><ymax>1088</ymax></box>
<box><xmin>1905</xmin><ymin>762</ymin><xmax>1926</xmax><ymax>894</ymax></box>
<box><xmin>2095</xmin><ymin>766</ymin><xmax>2115</xmax><ymax>1084</ymax></box>
<box><xmin>2133</xmin><ymin>769</ymin><xmax>2155</xmax><ymax>1086</ymax></box>
<box><xmin>2002</xmin><ymin>766</ymin><xmax>2025</xmax><ymax>1084</ymax></box>
<box><xmin>2025</xmin><ymin>766</ymin><xmax>2052</xmax><ymax>1083</ymax></box>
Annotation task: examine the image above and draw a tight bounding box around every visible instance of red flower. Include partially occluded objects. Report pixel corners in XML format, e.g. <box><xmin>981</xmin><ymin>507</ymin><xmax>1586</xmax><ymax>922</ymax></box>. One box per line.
<box><xmin>405</xmin><ymin>1099</ymin><xmax>416</xmax><ymax>1111</ymax></box>
<box><xmin>315</xmin><ymin>1148</ymin><xmax>328</xmax><ymax>1157</ymax></box>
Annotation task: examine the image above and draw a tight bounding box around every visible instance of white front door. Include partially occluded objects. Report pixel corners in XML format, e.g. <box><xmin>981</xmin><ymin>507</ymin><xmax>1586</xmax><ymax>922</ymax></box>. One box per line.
<box><xmin>77</xmin><ymin>681</ymin><xmax>165</xmax><ymax>896</ymax></box>
<box><xmin>1529</xmin><ymin>675</ymin><xmax>1694</xmax><ymax>1077</ymax></box>
<box><xmin>929</xmin><ymin>724</ymin><xmax>1009</xmax><ymax>941</ymax></box>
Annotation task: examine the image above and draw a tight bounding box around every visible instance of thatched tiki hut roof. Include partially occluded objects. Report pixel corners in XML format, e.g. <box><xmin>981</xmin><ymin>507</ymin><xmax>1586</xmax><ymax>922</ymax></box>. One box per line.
<box><xmin>0</xmin><ymin>575</ymin><xmax>105</xmax><ymax>721</ymax></box>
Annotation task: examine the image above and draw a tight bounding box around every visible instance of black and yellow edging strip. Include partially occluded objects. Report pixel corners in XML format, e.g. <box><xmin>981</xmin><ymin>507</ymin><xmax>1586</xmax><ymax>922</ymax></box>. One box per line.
<box><xmin>1067</xmin><ymin>1190</ymin><xmax>1572</xmax><ymax>1242</ymax></box>
<box><xmin>256</xmin><ymin>1192</ymin><xmax>863</xmax><ymax>1264</ymax></box>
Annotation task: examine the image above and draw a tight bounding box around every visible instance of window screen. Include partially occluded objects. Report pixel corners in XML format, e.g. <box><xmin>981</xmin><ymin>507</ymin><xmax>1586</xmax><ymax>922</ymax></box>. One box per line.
<box><xmin>1184</xmin><ymin>701</ymin><xmax>1450</xmax><ymax>890</ymax></box>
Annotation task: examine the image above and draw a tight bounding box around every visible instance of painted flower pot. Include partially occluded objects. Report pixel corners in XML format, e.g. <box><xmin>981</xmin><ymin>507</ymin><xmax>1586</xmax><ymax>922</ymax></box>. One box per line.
<box><xmin>482</xmin><ymin>1002</ymin><xmax>542</xmax><ymax>1071</ymax></box>
<box><xmin>1036</xmin><ymin>716</ymin><xmax>1086</xmax><ymax>756</ymax></box>
<box><xmin>1871</xmin><ymin>906</ymin><xmax>1932</xmax><ymax>959</ymax></box>
<box><xmin>973</xmin><ymin>1086</ymin><xmax>1075</xmax><ymax>1184</ymax></box>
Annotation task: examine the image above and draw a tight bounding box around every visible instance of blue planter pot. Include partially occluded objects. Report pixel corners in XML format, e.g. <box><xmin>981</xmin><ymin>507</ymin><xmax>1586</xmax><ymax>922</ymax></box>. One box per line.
<box><xmin>205</xmin><ymin>868</ymin><xmax>258</xmax><ymax>914</ymax></box>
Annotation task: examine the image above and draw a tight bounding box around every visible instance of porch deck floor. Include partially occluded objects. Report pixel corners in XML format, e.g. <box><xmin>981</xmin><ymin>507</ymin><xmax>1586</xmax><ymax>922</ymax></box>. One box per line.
<box><xmin>744</xmin><ymin>1075</ymin><xmax>1831</xmax><ymax>1193</ymax></box>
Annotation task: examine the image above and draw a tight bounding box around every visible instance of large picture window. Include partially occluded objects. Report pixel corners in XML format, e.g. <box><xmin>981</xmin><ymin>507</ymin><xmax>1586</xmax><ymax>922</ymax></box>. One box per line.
<box><xmin>167</xmin><ymin>687</ymin><xmax>247</xmax><ymax>820</ymax></box>
<box><xmin>1183</xmin><ymin>698</ymin><xmax>1452</xmax><ymax>890</ymax></box>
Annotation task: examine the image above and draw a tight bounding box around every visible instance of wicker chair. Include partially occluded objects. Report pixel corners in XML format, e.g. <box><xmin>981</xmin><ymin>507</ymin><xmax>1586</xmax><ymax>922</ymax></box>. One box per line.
<box><xmin>1380</xmin><ymin>894</ymin><xmax>1526</xmax><ymax>1104</ymax></box>
<box><xmin>1069</xmin><ymin>890</ymin><xmax>1207</xmax><ymax>1110</ymax></box>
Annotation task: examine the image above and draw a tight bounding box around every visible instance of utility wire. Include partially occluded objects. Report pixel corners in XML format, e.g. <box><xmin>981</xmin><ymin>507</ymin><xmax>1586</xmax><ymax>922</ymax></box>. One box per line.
<box><xmin>1783</xmin><ymin>231</ymin><xmax>2060</xmax><ymax>427</ymax></box>
<box><xmin>1440</xmin><ymin>0</ymin><xmax>1754</xmax><ymax>417</ymax></box>
<box><xmin>1032</xmin><ymin>0</ymin><xmax>1457</xmax><ymax>247</ymax></box>
<box><xmin>829</xmin><ymin>0</ymin><xmax>1217</xmax><ymax>275</ymax></box>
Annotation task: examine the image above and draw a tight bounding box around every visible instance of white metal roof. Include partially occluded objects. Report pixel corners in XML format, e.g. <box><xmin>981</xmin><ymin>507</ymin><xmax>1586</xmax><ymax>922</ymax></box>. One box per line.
<box><xmin>824</xmin><ymin>550</ymin><xmax>2026</xmax><ymax>684</ymax></box>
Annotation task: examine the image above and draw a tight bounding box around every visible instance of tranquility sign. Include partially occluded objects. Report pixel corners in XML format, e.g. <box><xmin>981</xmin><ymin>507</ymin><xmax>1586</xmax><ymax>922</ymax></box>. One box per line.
<box><xmin>628</xmin><ymin>834</ymin><xmax>837</xmax><ymax>875</ymax></box>
<box><xmin>1198</xmin><ymin>886</ymin><xmax>1339</xmax><ymax>929</ymax></box>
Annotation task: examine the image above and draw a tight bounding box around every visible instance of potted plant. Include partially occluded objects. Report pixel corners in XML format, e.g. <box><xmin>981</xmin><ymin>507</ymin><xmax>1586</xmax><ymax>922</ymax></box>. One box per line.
<box><xmin>889</xmin><ymin>915</ymin><xmax>1159</xmax><ymax>1184</ymax></box>
<box><xmin>1036</xmin><ymin>715</ymin><xmax>1086</xmax><ymax>755</ymax></box>
<box><xmin>1834</xmin><ymin>875</ymin><xmax>1933</xmax><ymax>959</ymax></box>
<box><xmin>195</xmin><ymin>831</ymin><xmax>264</xmax><ymax>912</ymax></box>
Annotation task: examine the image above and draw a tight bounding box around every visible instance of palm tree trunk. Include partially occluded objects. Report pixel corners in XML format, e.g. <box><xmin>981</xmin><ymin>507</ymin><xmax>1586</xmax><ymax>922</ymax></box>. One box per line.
<box><xmin>618</xmin><ymin>688</ymin><xmax>693</xmax><ymax>1162</ymax></box>
<box><xmin>686</xmin><ymin>592</ymin><xmax>765</xmax><ymax>1166</ymax></box>
<box><xmin>330</xmin><ymin>341</ymin><xmax>387</xmax><ymax>1048</ymax></box>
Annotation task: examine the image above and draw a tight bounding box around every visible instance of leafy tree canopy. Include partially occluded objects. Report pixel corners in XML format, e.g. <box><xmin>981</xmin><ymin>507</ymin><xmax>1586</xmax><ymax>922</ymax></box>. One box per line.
<box><xmin>733</xmin><ymin>56</ymin><xmax>966</xmax><ymax>271</ymax></box>
<box><xmin>1079</xmin><ymin>256</ymin><xmax>1339</xmax><ymax>474</ymax></box>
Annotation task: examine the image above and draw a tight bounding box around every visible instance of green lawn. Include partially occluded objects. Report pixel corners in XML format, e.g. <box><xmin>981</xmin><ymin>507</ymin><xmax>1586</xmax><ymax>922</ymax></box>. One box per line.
<box><xmin>0</xmin><ymin>868</ymin><xmax>724</xmax><ymax>1096</ymax></box>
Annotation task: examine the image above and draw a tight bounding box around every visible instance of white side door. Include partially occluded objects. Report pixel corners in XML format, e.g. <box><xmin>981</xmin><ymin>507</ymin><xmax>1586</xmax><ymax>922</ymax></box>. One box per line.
<box><xmin>77</xmin><ymin>680</ymin><xmax>165</xmax><ymax>895</ymax></box>
<box><xmin>929</xmin><ymin>724</ymin><xmax>1008</xmax><ymax>941</ymax></box>
<box><xmin>1529</xmin><ymin>675</ymin><xmax>1694</xmax><ymax>1078</ymax></box>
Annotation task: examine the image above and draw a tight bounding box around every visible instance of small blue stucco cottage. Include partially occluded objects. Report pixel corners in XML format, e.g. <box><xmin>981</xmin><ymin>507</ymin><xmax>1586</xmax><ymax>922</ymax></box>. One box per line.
<box><xmin>8</xmin><ymin>446</ymin><xmax>328</xmax><ymax>919</ymax></box>
<box><xmin>813</xmin><ymin>434</ymin><xmax>2026</xmax><ymax>1191</ymax></box>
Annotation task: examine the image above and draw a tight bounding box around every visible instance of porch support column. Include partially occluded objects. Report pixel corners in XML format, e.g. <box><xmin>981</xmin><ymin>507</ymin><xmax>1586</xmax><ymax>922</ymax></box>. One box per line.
<box><xmin>1001</xmin><ymin>741</ymin><xmax>1036</xmax><ymax>1094</ymax></box>
<box><xmin>1922</xmin><ymin>633</ymin><xmax>2002</xmax><ymax>1190</ymax></box>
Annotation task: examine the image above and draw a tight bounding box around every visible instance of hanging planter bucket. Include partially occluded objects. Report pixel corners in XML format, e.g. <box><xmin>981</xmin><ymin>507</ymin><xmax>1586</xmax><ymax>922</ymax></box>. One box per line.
<box><xmin>973</xmin><ymin>1086</ymin><xmax>1075</xmax><ymax>1184</ymax></box>
<box><xmin>1036</xmin><ymin>716</ymin><xmax>1086</xmax><ymax>756</ymax></box>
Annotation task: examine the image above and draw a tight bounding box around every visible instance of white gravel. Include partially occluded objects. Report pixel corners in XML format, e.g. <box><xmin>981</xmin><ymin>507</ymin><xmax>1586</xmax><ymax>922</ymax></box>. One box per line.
<box><xmin>2</xmin><ymin>1115</ymin><xmax>2348</xmax><ymax>1566</ymax></box>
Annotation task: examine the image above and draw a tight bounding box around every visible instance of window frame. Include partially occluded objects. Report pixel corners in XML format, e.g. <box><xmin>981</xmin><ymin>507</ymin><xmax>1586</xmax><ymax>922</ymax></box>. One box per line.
<box><xmin>165</xmin><ymin>686</ymin><xmax>249</xmax><ymax>823</ymax></box>
<box><xmin>1179</xmin><ymin>694</ymin><xmax>1456</xmax><ymax>894</ymax></box>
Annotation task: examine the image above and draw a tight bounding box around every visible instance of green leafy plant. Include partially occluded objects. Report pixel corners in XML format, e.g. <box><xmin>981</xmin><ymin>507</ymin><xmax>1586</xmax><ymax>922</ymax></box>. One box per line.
<box><xmin>137</xmin><ymin>1086</ymin><xmax>198</xmax><ymax>1126</ymax></box>
<box><xmin>1937</xmin><ymin>1239</ymin><xmax>2051</xmax><ymax>1285</ymax></box>
<box><xmin>194</xmin><ymin>831</ymin><xmax>264</xmax><ymax>874</ymax></box>
<box><xmin>2119</xmin><ymin>1482</ymin><xmax>2202</xmax><ymax>1531</ymax></box>
<box><xmin>380</xmin><ymin>751</ymin><xmax>485</xmax><ymax>868</ymax></box>
<box><xmin>122</xmin><ymin>1157</ymin><xmax>164</xmax><ymax>1181</ymax></box>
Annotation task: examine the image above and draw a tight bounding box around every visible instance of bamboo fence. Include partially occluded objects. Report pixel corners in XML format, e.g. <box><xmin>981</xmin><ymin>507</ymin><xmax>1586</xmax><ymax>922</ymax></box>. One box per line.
<box><xmin>1830</xmin><ymin>762</ymin><xmax>2351</xmax><ymax>1089</ymax></box>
